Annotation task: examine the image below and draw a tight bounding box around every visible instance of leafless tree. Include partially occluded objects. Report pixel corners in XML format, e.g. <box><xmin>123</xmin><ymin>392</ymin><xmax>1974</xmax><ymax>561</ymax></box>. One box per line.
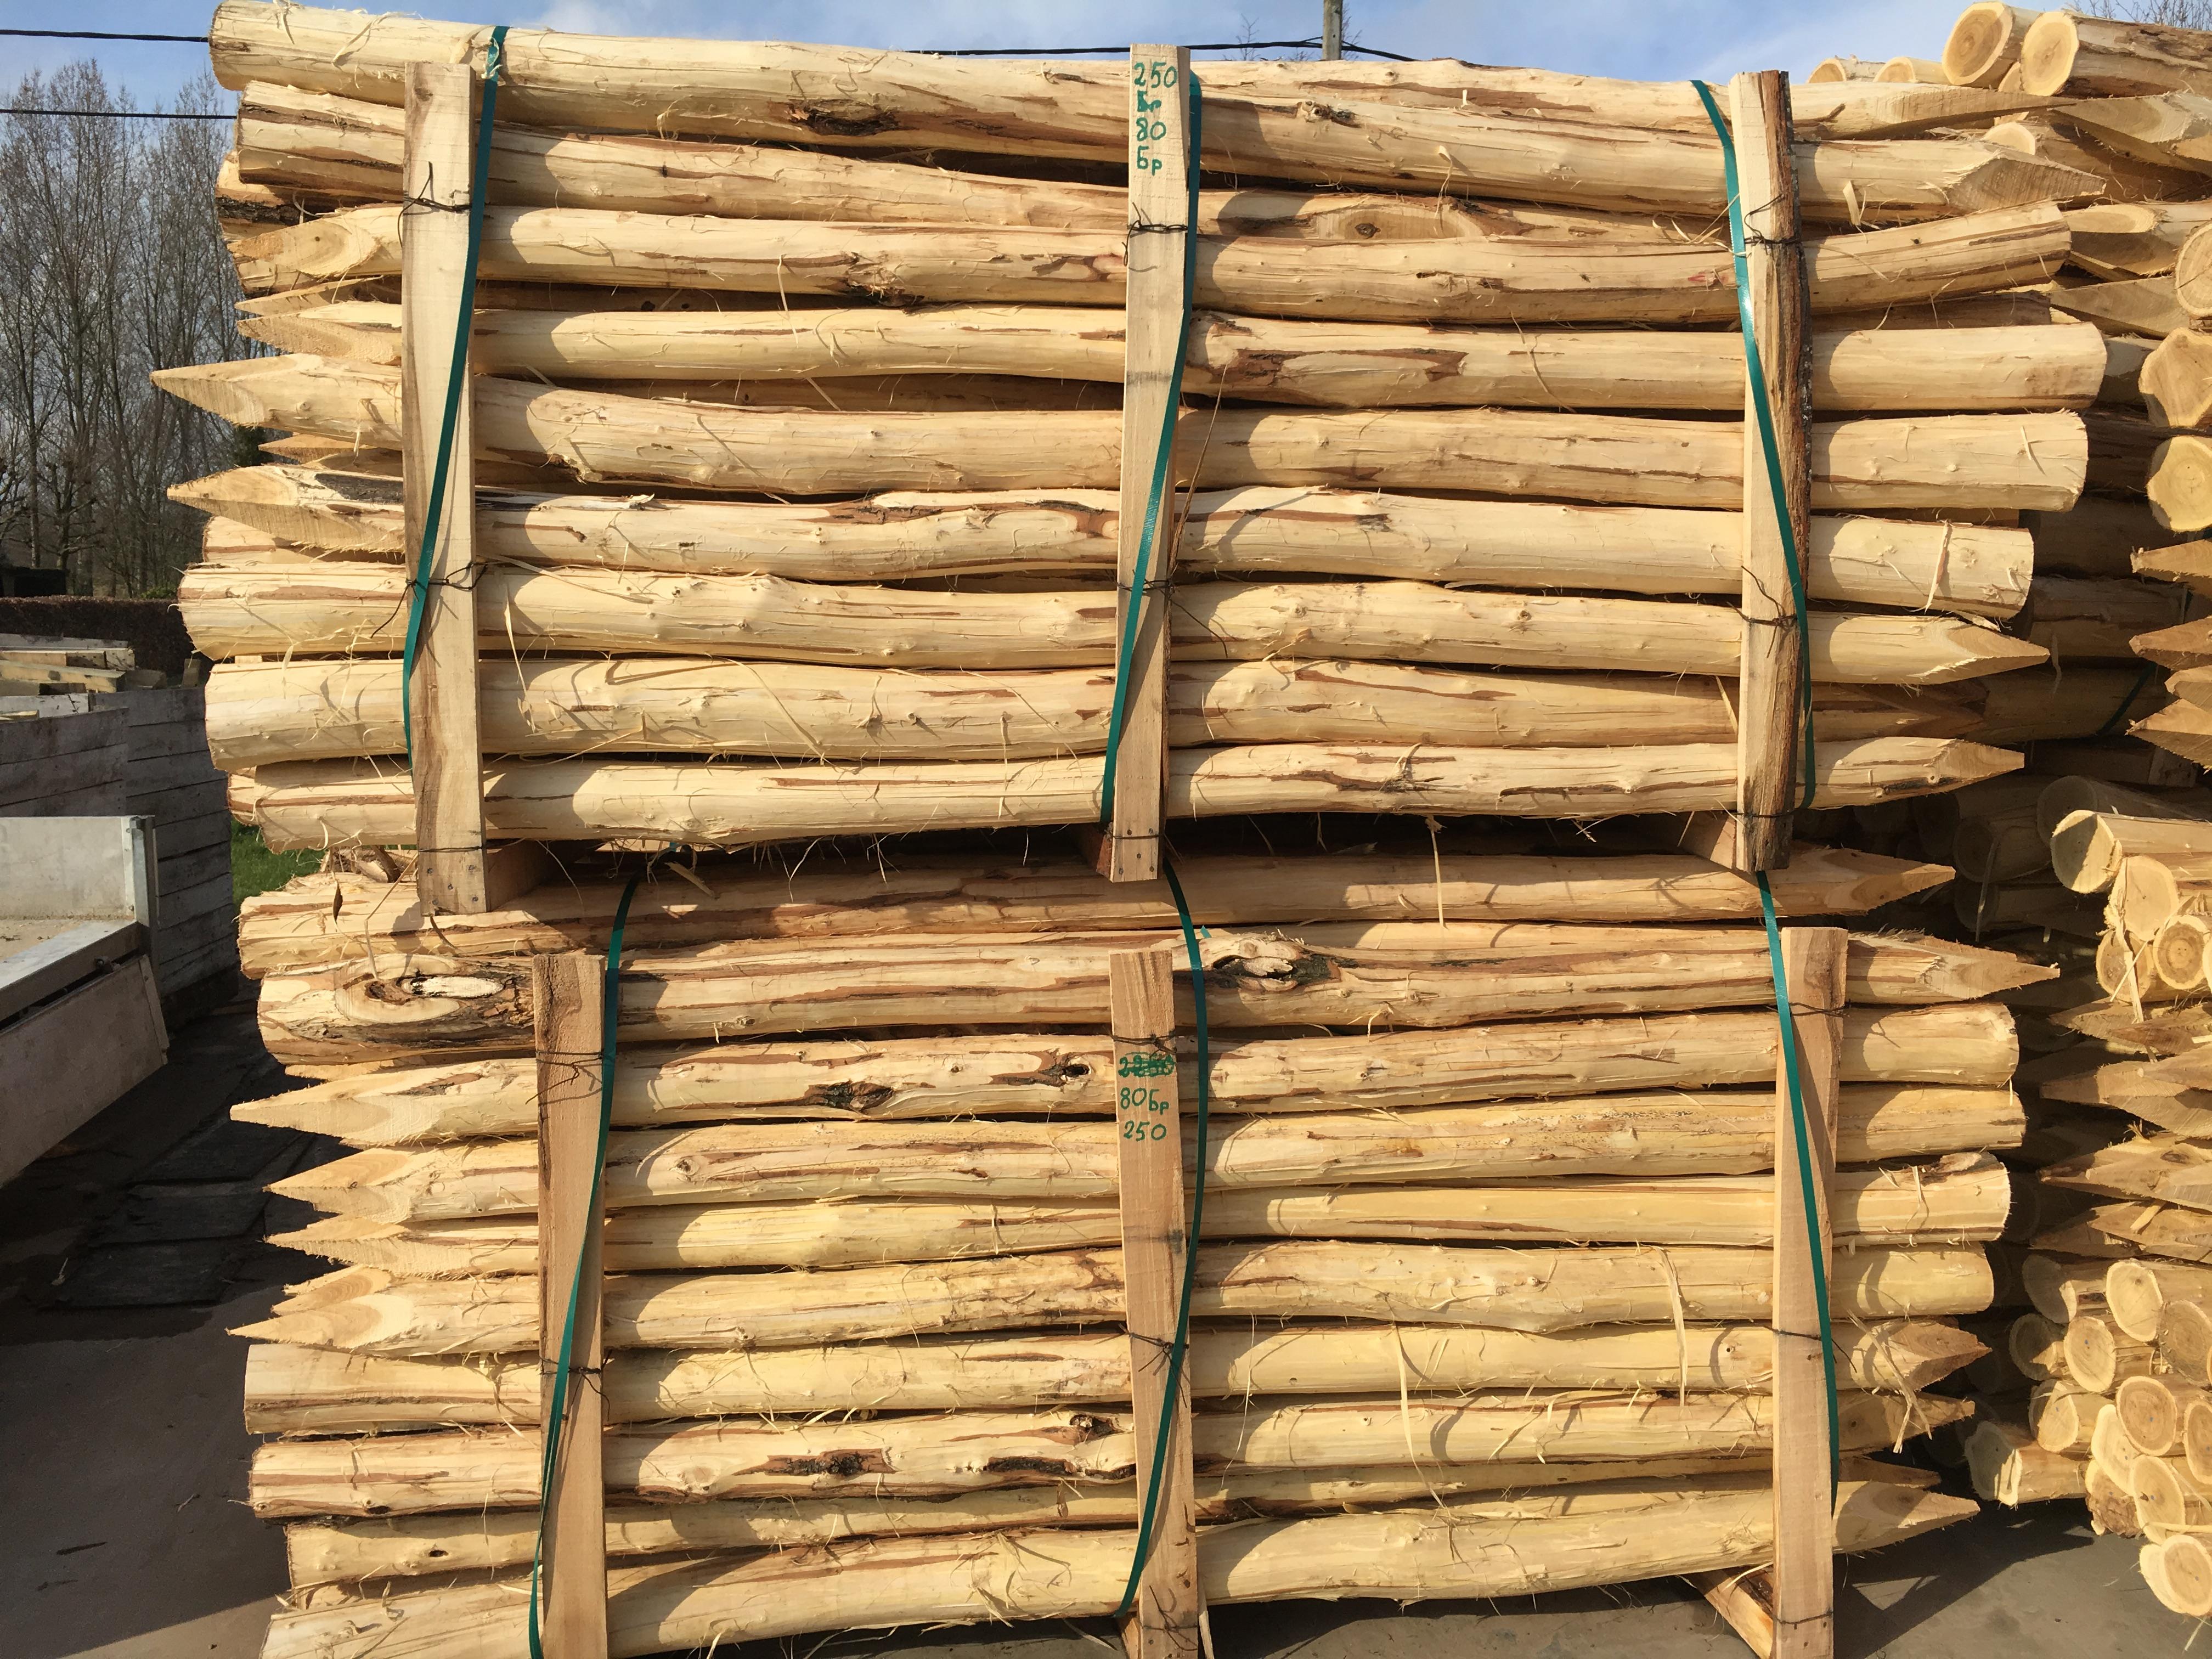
<box><xmin>1234</xmin><ymin>12</ymin><xmax>1323</xmax><ymax>60</ymax></box>
<box><xmin>2087</xmin><ymin>0</ymin><xmax>2212</xmax><ymax>26</ymax></box>
<box><xmin>0</xmin><ymin>64</ymin><xmax>247</xmax><ymax>597</ymax></box>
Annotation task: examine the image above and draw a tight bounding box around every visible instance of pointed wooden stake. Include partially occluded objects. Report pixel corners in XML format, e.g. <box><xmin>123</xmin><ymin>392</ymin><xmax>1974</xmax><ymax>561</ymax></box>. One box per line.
<box><xmin>1110</xmin><ymin>945</ymin><xmax>1200</xmax><ymax>1659</ymax></box>
<box><xmin>534</xmin><ymin>951</ymin><xmax>607</xmax><ymax>1659</ymax></box>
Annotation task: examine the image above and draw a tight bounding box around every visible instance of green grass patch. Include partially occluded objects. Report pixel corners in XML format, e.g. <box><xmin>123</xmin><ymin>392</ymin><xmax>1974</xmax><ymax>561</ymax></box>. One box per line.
<box><xmin>232</xmin><ymin>821</ymin><xmax>321</xmax><ymax>904</ymax></box>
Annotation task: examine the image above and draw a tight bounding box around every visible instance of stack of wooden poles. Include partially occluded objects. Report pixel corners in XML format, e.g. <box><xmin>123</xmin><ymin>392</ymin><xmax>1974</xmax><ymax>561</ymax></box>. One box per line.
<box><xmin>1795</xmin><ymin>7</ymin><xmax>2212</xmax><ymax>814</ymax></box>
<box><xmin>1792</xmin><ymin>2</ymin><xmax>2212</xmax><ymax>1615</ymax></box>
<box><xmin>1875</xmin><ymin>776</ymin><xmax>2203</xmax><ymax>1524</ymax></box>
<box><xmin>1896</xmin><ymin>3</ymin><xmax>2212</xmax><ymax>812</ymax></box>
<box><xmin>224</xmin><ymin>844</ymin><xmax>2028</xmax><ymax>1654</ymax></box>
<box><xmin>146</xmin><ymin>3</ymin><xmax>2176</xmax><ymax>1651</ymax></box>
<box><xmin>2019</xmin><ymin>775</ymin><xmax>2212</xmax><ymax>1598</ymax></box>
<box><xmin>161</xmin><ymin>1</ymin><xmax>2137</xmax><ymax>849</ymax></box>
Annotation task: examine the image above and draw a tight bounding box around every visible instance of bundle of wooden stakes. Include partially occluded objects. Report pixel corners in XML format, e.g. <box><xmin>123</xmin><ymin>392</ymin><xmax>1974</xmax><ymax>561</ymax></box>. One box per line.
<box><xmin>150</xmin><ymin>4</ymin><xmax>2182</xmax><ymax>1655</ymax></box>
<box><xmin>172</xmin><ymin>0</ymin><xmax>2141</xmax><ymax>879</ymax></box>
<box><xmin>223</xmin><ymin>849</ymin><xmax>2039</xmax><ymax>1656</ymax></box>
<box><xmin>1843</xmin><ymin>773</ymin><xmax>2206</xmax><ymax>1536</ymax></box>
<box><xmin>2019</xmin><ymin>767</ymin><xmax>2212</xmax><ymax>1600</ymax></box>
<box><xmin>1784</xmin><ymin>2</ymin><xmax>2212</xmax><ymax>1618</ymax></box>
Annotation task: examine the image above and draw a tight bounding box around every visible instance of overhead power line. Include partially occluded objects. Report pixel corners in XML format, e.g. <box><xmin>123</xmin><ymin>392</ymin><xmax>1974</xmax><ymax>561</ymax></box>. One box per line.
<box><xmin>0</xmin><ymin>29</ymin><xmax>211</xmax><ymax>42</ymax></box>
<box><xmin>0</xmin><ymin>107</ymin><xmax>228</xmax><ymax>119</ymax></box>
<box><xmin>1338</xmin><ymin>42</ymin><xmax>1417</xmax><ymax>63</ymax></box>
<box><xmin>926</xmin><ymin>39</ymin><xmax>1415</xmax><ymax>59</ymax></box>
<box><xmin>0</xmin><ymin>25</ymin><xmax>1417</xmax><ymax>60</ymax></box>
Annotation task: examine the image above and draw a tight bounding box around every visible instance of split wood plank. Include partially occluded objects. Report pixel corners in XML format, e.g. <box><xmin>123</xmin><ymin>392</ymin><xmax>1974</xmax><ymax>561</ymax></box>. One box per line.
<box><xmin>1104</xmin><ymin>46</ymin><xmax>1193</xmax><ymax>884</ymax></box>
<box><xmin>1770</xmin><ymin>924</ymin><xmax>1848</xmax><ymax>1659</ymax></box>
<box><xmin>1731</xmin><ymin>70</ymin><xmax>1815</xmax><ymax>874</ymax></box>
<box><xmin>533</xmin><ymin>951</ymin><xmax>608</xmax><ymax>1659</ymax></box>
<box><xmin>1109</xmin><ymin>946</ymin><xmax>1200</xmax><ymax>1659</ymax></box>
<box><xmin>402</xmin><ymin>61</ymin><xmax>492</xmax><ymax>914</ymax></box>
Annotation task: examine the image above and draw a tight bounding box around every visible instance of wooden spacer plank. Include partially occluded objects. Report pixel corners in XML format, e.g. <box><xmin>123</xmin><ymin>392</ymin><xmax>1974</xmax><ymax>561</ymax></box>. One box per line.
<box><xmin>1105</xmin><ymin>46</ymin><xmax>1194</xmax><ymax>884</ymax></box>
<box><xmin>1661</xmin><ymin>810</ymin><xmax>1751</xmax><ymax>871</ymax></box>
<box><xmin>1729</xmin><ymin>69</ymin><xmax>1814</xmax><ymax>874</ymax></box>
<box><xmin>483</xmin><ymin>840</ymin><xmax>558</xmax><ymax>912</ymax></box>
<box><xmin>534</xmin><ymin>951</ymin><xmax>608</xmax><ymax>1659</ymax></box>
<box><xmin>1696</xmin><ymin>1567</ymin><xmax>1780</xmax><ymax>1658</ymax></box>
<box><xmin>1769</xmin><ymin>924</ymin><xmax>1847</xmax><ymax>1659</ymax></box>
<box><xmin>1109</xmin><ymin>945</ymin><xmax>1200</xmax><ymax>1659</ymax></box>
<box><xmin>403</xmin><ymin>61</ymin><xmax>492</xmax><ymax>914</ymax></box>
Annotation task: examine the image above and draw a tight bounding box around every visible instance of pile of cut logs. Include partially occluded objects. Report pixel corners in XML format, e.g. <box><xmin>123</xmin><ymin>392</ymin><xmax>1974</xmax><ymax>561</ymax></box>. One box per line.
<box><xmin>166</xmin><ymin>0</ymin><xmax>2212</xmax><ymax>1651</ymax></box>
<box><xmin>2001</xmin><ymin>771</ymin><xmax>2212</xmax><ymax>1599</ymax></box>
<box><xmin>1783</xmin><ymin>1</ymin><xmax>2212</xmax><ymax>1620</ymax></box>
<box><xmin>1875</xmin><ymin>775</ymin><xmax>2199</xmax><ymax>1523</ymax></box>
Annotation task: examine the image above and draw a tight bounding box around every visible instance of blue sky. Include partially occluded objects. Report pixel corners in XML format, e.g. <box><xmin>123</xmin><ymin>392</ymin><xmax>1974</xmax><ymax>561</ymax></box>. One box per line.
<box><xmin>0</xmin><ymin>1</ymin><xmax>1967</xmax><ymax>110</ymax></box>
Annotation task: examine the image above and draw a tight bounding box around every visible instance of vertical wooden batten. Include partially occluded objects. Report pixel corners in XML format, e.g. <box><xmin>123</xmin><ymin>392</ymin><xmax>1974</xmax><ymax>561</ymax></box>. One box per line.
<box><xmin>534</xmin><ymin>951</ymin><xmax>609</xmax><ymax>1659</ymax></box>
<box><xmin>1110</xmin><ymin>945</ymin><xmax>1200</xmax><ymax>1659</ymax></box>
<box><xmin>400</xmin><ymin>61</ymin><xmax>490</xmax><ymax>913</ymax></box>
<box><xmin>1730</xmin><ymin>69</ymin><xmax>1815</xmax><ymax>876</ymax></box>
<box><xmin>400</xmin><ymin>60</ymin><xmax>549</xmax><ymax>915</ymax></box>
<box><xmin>1768</xmin><ymin>925</ymin><xmax>1847</xmax><ymax>1659</ymax></box>
<box><xmin>1695</xmin><ymin>923</ymin><xmax>1847</xmax><ymax>1659</ymax></box>
<box><xmin>1104</xmin><ymin>46</ymin><xmax>1194</xmax><ymax>884</ymax></box>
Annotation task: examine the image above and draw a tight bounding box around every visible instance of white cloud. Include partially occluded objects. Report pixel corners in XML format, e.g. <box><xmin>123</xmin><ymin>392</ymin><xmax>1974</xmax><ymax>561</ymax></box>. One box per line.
<box><xmin>532</xmin><ymin>0</ymin><xmax>640</xmax><ymax>32</ymax></box>
<box><xmin>1363</xmin><ymin>0</ymin><xmax>1957</xmax><ymax>81</ymax></box>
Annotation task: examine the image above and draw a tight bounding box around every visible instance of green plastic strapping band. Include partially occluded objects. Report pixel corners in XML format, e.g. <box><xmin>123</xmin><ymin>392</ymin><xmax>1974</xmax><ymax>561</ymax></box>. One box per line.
<box><xmin>1695</xmin><ymin>74</ymin><xmax>1839</xmax><ymax>1498</ymax></box>
<box><xmin>1098</xmin><ymin>69</ymin><xmax>1202</xmax><ymax>827</ymax></box>
<box><xmin>1114</xmin><ymin>854</ymin><xmax>1211</xmax><ymax>1617</ymax></box>
<box><xmin>2094</xmin><ymin>663</ymin><xmax>2157</xmax><ymax>737</ymax></box>
<box><xmin>1103</xmin><ymin>61</ymin><xmax>1208</xmax><ymax>1621</ymax></box>
<box><xmin>1691</xmin><ymin>78</ymin><xmax>1818</xmax><ymax>814</ymax></box>
<box><xmin>1755</xmin><ymin>870</ymin><xmax>1843</xmax><ymax>1494</ymax></box>
<box><xmin>529</xmin><ymin>870</ymin><xmax>642</xmax><ymax>1659</ymax></box>
<box><xmin>399</xmin><ymin>23</ymin><xmax>508</xmax><ymax>764</ymax></box>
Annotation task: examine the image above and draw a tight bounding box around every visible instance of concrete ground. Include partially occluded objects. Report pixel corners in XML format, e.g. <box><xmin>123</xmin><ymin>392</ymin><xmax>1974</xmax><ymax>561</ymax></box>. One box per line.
<box><xmin>1</xmin><ymin>1008</ymin><xmax>303</xmax><ymax>1659</ymax></box>
<box><xmin>0</xmin><ymin>1015</ymin><xmax>2196</xmax><ymax>1659</ymax></box>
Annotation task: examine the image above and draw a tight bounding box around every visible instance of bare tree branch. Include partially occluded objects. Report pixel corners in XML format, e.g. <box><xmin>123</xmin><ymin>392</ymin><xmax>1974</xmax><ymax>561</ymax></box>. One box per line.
<box><xmin>0</xmin><ymin>62</ymin><xmax>245</xmax><ymax>597</ymax></box>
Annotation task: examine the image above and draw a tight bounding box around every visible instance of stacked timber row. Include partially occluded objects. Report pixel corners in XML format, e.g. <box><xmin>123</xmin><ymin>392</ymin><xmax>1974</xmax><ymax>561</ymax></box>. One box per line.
<box><xmin>155</xmin><ymin>3</ymin><xmax>2146</xmax><ymax>1646</ymax></box>
<box><xmin>157</xmin><ymin>1</ymin><xmax>2152</xmax><ymax>849</ymax></box>
<box><xmin>1796</xmin><ymin>8</ymin><xmax>2212</xmax><ymax>829</ymax></box>
<box><xmin>1889</xmin><ymin>774</ymin><xmax>2212</xmax><ymax>1533</ymax></box>
<box><xmin>1824</xmin><ymin>774</ymin><xmax>2117</xmax><ymax>1513</ymax></box>
<box><xmin>225</xmin><ymin>843</ymin><xmax>2022</xmax><ymax>1651</ymax></box>
<box><xmin>1804</xmin><ymin>3</ymin><xmax>2212</xmax><ymax>1610</ymax></box>
<box><xmin>1922</xmin><ymin>5</ymin><xmax>2212</xmax><ymax>781</ymax></box>
<box><xmin>1920</xmin><ymin>3</ymin><xmax>2212</xmax><ymax>806</ymax></box>
<box><xmin>2028</xmin><ymin>775</ymin><xmax>2212</xmax><ymax>1589</ymax></box>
